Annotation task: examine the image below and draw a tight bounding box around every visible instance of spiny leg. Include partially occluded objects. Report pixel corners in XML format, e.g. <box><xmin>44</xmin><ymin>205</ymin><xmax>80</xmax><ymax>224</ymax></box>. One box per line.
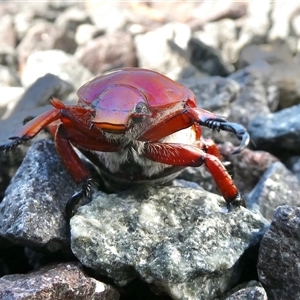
<box><xmin>143</xmin><ymin>141</ymin><xmax>245</xmax><ymax>207</ymax></box>
<box><xmin>55</xmin><ymin>124</ymin><xmax>120</xmax><ymax>219</ymax></box>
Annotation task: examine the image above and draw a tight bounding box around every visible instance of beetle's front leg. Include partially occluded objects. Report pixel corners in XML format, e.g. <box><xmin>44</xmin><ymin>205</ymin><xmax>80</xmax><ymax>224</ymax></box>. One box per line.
<box><xmin>55</xmin><ymin>124</ymin><xmax>120</xmax><ymax>219</ymax></box>
<box><xmin>143</xmin><ymin>141</ymin><xmax>245</xmax><ymax>207</ymax></box>
<box><xmin>139</xmin><ymin>107</ymin><xmax>250</xmax><ymax>154</ymax></box>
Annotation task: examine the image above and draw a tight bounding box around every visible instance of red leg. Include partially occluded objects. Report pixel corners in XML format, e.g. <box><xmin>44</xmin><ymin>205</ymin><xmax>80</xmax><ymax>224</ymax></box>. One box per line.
<box><xmin>55</xmin><ymin>124</ymin><xmax>120</xmax><ymax>183</ymax></box>
<box><xmin>139</xmin><ymin>107</ymin><xmax>216</xmax><ymax>142</ymax></box>
<box><xmin>1</xmin><ymin>98</ymin><xmax>93</xmax><ymax>144</ymax></box>
<box><xmin>139</xmin><ymin>106</ymin><xmax>249</xmax><ymax>154</ymax></box>
<box><xmin>143</xmin><ymin>140</ymin><xmax>239</xmax><ymax>203</ymax></box>
<box><xmin>55</xmin><ymin>125</ymin><xmax>90</xmax><ymax>184</ymax></box>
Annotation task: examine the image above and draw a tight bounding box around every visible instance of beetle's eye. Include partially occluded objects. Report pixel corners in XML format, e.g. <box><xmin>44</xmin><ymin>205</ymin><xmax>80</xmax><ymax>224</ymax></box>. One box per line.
<box><xmin>132</xmin><ymin>102</ymin><xmax>150</xmax><ymax>123</ymax></box>
<box><xmin>135</xmin><ymin>102</ymin><xmax>149</xmax><ymax>115</ymax></box>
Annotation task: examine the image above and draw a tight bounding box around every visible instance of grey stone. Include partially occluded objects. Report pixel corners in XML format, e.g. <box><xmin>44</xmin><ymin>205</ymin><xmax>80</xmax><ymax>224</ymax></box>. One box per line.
<box><xmin>87</xmin><ymin>2</ymin><xmax>130</xmax><ymax>33</ymax></box>
<box><xmin>134</xmin><ymin>22</ymin><xmax>197</xmax><ymax>80</ymax></box>
<box><xmin>75</xmin><ymin>23</ymin><xmax>102</xmax><ymax>46</ymax></box>
<box><xmin>247</xmin><ymin>162</ymin><xmax>300</xmax><ymax>220</ymax></box>
<box><xmin>0</xmin><ymin>262</ymin><xmax>120</xmax><ymax>300</ymax></box>
<box><xmin>0</xmin><ymin>140</ymin><xmax>76</xmax><ymax>251</ymax></box>
<box><xmin>228</xmin><ymin>62</ymin><xmax>279</xmax><ymax>126</ymax></box>
<box><xmin>71</xmin><ymin>186</ymin><xmax>268</xmax><ymax>299</ymax></box>
<box><xmin>20</xmin><ymin>49</ymin><xmax>93</xmax><ymax>88</ymax></box>
<box><xmin>237</xmin><ymin>43</ymin><xmax>293</xmax><ymax>69</ymax></box>
<box><xmin>248</xmin><ymin>104</ymin><xmax>300</xmax><ymax>155</ymax></box>
<box><xmin>75</xmin><ymin>31</ymin><xmax>136</xmax><ymax>75</ymax></box>
<box><xmin>218</xmin><ymin>143</ymin><xmax>279</xmax><ymax>197</ymax></box>
<box><xmin>0</xmin><ymin>14</ymin><xmax>16</xmax><ymax>48</ymax></box>
<box><xmin>0</xmin><ymin>65</ymin><xmax>21</xmax><ymax>87</ymax></box>
<box><xmin>180</xmin><ymin>76</ymin><xmax>239</xmax><ymax>118</ymax></box>
<box><xmin>17</xmin><ymin>20</ymin><xmax>61</xmax><ymax>68</ymax></box>
<box><xmin>0</xmin><ymin>46</ymin><xmax>18</xmax><ymax>72</ymax></box>
<box><xmin>224</xmin><ymin>285</ymin><xmax>267</xmax><ymax>300</ymax></box>
<box><xmin>268</xmin><ymin>2</ymin><xmax>300</xmax><ymax>41</ymax></box>
<box><xmin>0</xmin><ymin>87</ymin><xmax>24</xmax><ymax>118</ymax></box>
<box><xmin>0</xmin><ymin>73</ymin><xmax>74</xmax><ymax>146</ymax></box>
<box><xmin>270</xmin><ymin>63</ymin><xmax>300</xmax><ymax>109</ymax></box>
<box><xmin>285</xmin><ymin>155</ymin><xmax>300</xmax><ymax>181</ymax></box>
<box><xmin>188</xmin><ymin>37</ymin><xmax>231</xmax><ymax>77</ymax></box>
<box><xmin>257</xmin><ymin>205</ymin><xmax>300</xmax><ymax>300</ymax></box>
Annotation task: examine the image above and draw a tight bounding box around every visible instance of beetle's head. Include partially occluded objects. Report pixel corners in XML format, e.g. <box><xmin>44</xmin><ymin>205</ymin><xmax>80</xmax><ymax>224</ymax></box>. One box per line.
<box><xmin>90</xmin><ymin>85</ymin><xmax>152</xmax><ymax>133</ymax></box>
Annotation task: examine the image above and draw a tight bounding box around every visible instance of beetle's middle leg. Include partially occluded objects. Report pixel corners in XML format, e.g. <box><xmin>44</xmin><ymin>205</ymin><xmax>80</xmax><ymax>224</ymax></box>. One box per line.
<box><xmin>143</xmin><ymin>141</ymin><xmax>244</xmax><ymax>207</ymax></box>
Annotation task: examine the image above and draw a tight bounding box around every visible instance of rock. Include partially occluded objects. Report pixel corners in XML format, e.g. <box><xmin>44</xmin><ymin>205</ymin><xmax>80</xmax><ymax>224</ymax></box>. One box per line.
<box><xmin>234</xmin><ymin>0</ymin><xmax>271</xmax><ymax>50</ymax></box>
<box><xmin>192</xmin><ymin>18</ymin><xmax>238</xmax><ymax>66</ymax></box>
<box><xmin>268</xmin><ymin>2</ymin><xmax>300</xmax><ymax>42</ymax></box>
<box><xmin>180</xmin><ymin>75</ymin><xmax>239</xmax><ymax>118</ymax></box>
<box><xmin>0</xmin><ymin>262</ymin><xmax>120</xmax><ymax>300</ymax></box>
<box><xmin>0</xmin><ymin>65</ymin><xmax>21</xmax><ymax>87</ymax></box>
<box><xmin>257</xmin><ymin>205</ymin><xmax>300</xmax><ymax>299</ymax></box>
<box><xmin>248</xmin><ymin>104</ymin><xmax>300</xmax><ymax>156</ymax></box>
<box><xmin>270</xmin><ymin>63</ymin><xmax>300</xmax><ymax>109</ymax></box>
<box><xmin>0</xmin><ymin>46</ymin><xmax>18</xmax><ymax>71</ymax></box>
<box><xmin>0</xmin><ymin>140</ymin><xmax>76</xmax><ymax>252</ymax></box>
<box><xmin>75</xmin><ymin>31</ymin><xmax>136</xmax><ymax>75</ymax></box>
<box><xmin>0</xmin><ymin>73</ymin><xmax>74</xmax><ymax>145</ymax></box>
<box><xmin>134</xmin><ymin>22</ymin><xmax>195</xmax><ymax>80</ymax></box>
<box><xmin>75</xmin><ymin>23</ymin><xmax>103</xmax><ymax>46</ymax></box>
<box><xmin>20</xmin><ymin>49</ymin><xmax>93</xmax><ymax>88</ymax></box>
<box><xmin>218</xmin><ymin>143</ymin><xmax>279</xmax><ymax>196</ymax></box>
<box><xmin>53</xmin><ymin>6</ymin><xmax>92</xmax><ymax>55</ymax></box>
<box><xmin>85</xmin><ymin>2</ymin><xmax>130</xmax><ymax>33</ymax></box>
<box><xmin>71</xmin><ymin>186</ymin><xmax>268</xmax><ymax>299</ymax></box>
<box><xmin>0</xmin><ymin>87</ymin><xmax>24</xmax><ymax>118</ymax></box>
<box><xmin>237</xmin><ymin>43</ymin><xmax>294</xmax><ymax>69</ymax></box>
<box><xmin>11</xmin><ymin>73</ymin><xmax>73</xmax><ymax>114</ymax></box>
<box><xmin>0</xmin><ymin>14</ymin><xmax>16</xmax><ymax>48</ymax></box>
<box><xmin>177</xmin><ymin>166</ymin><xmax>219</xmax><ymax>196</ymax></box>
<box><xmin>285</xmin><ymin>155</ymin><xmax>300</xmax><ymax>181</ymax></box>
<box><xmin>247</xmin><ymin>162</ymin><xmax>300</xmax><ymax>220</ymax></box>
<box><xmin>228</xmin><ymin>62</ymin><xmax>279</xmax><ymax>126</ymax></box>
<box><xmin>188</xmin><ymin>37</ymin><xmax>231</xmax><ymax>76</ymax></box>
<box><xmin>225</xmin><ymin>285</ymin><xmax>267</xmax><ymax>300</ymax></box>
<box><xmin>17</xmin><ymin>20</ymin><xmax>61</xmax><ymax>69</ymax></box>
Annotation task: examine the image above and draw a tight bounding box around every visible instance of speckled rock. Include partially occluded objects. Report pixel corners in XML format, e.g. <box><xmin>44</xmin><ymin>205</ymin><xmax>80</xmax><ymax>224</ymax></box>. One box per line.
<box><xmin>75</xmin><ymin>31</ymin><xmax>136</xmax><ymax>75</ymax></box>
<box><xmin>0</xmin><ymin>262</ymin><xmax>120</xmax><ymax>300</ymax></box>
<box><xmin>247</xmin><ymin>162</ymin><xmax>300</xmax><ymax>220</ymax></box>
<box><xmin>0</xmin><ymin>140</ymin><xmax>76</xmax><ymax>252</ymax></box>
<box><xmin>258</xmin><ymin>205</ymin><xmax>300</xmax><ymax>300</ymax></box>
<box><xmin>218</xmin><ymin>143</ymin><xmax>279</xmax><ymax>196</ymax></box>
<box><xmin>225</xmin><ymin>285</ymin><xmax>267</xmax><ymax>300</ymax></box>
<box><xmin>248</xmin><ymin>104</ymin><xmax>300</xmax><ymax>156</ymax></box>
<box><xmin>134</xmin><ymin>22</ymin><xmax>195</xmax><ymax>80</ymax></box>
<box><xmin>20</xmin><ymin>49</ymin><xmax>93</xmax><ymax>88</ymax></box>
<box><xmin>71</xmin><ymin>186</ymin><xmax>268</xmax><ymax>300</ymax></box>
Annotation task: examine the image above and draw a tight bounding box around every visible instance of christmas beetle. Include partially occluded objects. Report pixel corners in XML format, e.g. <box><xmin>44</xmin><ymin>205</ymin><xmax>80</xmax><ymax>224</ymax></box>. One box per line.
<box><xmin>0</xmin><ymin>68</ymin><xmax>249</xmax><ymax>216</ymax></box>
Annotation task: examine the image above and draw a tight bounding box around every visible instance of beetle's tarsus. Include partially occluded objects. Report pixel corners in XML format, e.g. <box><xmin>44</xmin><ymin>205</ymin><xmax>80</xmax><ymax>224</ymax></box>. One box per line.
<box><xmin>227</xmin><ymin>193</ymin><xmax>246</xmax><ymax>211</ymax></box>
<box><xmin>0</xmin><ymin>137</ymin><xmax>25</xmax><ymax>153</ymax></box>
<box><xmin>204</xmin><ymin>119</ymin><xmax>250</xmax><ymax>154</ymax></box>
<box><xmin>65</xmin><ymin>178</ymin><xmax>94</xmax><ymax>220</ymax></box>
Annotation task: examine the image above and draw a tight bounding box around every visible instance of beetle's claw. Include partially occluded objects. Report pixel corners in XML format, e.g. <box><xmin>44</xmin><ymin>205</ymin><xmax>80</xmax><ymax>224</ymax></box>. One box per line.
<box><xmin>65</xmin><ymin>178</ymin><xmax>94</xmax><ymax>220</ymax></box>
<box><xmin>204</xmin><ymin>119</ymin><xmax>250</xmax><ymax>154</ymax></box>
<box><xmin>227</xmin><ymin>193</ymin><xmax>246</xmax><ymax>211</ymax></box>
<box><xmin>0</xmin><ymin>137</ymin><xmax>24</xmax><ymax>153</ymax></box>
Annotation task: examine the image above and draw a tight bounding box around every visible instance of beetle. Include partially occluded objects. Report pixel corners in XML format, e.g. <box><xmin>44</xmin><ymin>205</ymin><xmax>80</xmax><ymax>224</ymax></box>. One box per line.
<box><xmin>0</xmin><ymin>68</ymin><xmax>249</xmax><ymax>216</ymax></box>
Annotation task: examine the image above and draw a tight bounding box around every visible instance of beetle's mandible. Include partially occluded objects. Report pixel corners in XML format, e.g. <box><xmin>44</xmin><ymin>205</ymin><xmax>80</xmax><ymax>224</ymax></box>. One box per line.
<box><xmin>0</xmin><ymin>68</ymin><xmax>250</xmax><ymax>217</ymax></box>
